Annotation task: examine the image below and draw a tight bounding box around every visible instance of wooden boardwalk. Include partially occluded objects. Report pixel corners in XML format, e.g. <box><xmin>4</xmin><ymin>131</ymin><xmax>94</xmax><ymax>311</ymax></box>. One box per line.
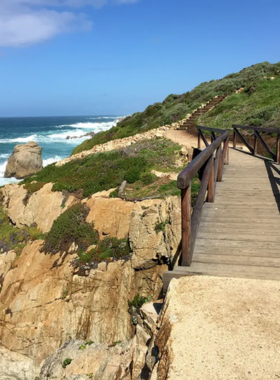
<box><xmin>164</xmin><ymin>149</ymin><xmax>280</xmax><ymax>289</ymax></box>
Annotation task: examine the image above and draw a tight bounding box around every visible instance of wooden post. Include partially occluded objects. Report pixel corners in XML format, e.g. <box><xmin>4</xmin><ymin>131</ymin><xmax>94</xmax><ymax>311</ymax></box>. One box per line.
<box><xmin>277</xmin><ymin>134</ymin><xmax>280</xmax><ymax>164</ymax></box>
<box><xmin>181</xmin><ymin>185</ymin><xmax>191</xmax><ymax>266</ymax></box>
<box><xmin>225</xmin><ymin>137</ymin><xmax>230</xmax><ymax>165</ymax></box>
<box><xmin>207</xmin><ymin>156</ymin><xmax>215</xmax><ymax>202</ymax></box>
<box><xmin>198</xmin><ymin>132</ymin><xmax>201</xmax><ymax>149</ymax></box>
<box><xmin>253</xmin><ymin>132</ymin><xmax>257</xmax><ymax>156</ymax></box>
<box><xmin>223</xmin><ymin>137</ymin><xmax>229</xmax><ymax>165</ymax></box>
<box><xmin>233</xmin><ymin>129</ymin><xmax>237</xmax><ymax>148</ymax></box>
<box><xmin>217</xmin><ymin>146</ymin><xmax>223</xmax><ymax>182</ymax></box>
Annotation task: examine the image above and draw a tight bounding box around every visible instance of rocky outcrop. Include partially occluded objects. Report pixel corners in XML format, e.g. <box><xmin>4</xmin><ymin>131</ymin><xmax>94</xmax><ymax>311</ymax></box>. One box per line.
<box><xmin>4</xmin><ymin>141</ymin><xmax>43</xmax><ymax>179</ymax></box>
<box><xmin>0</xmin><ymin>196</ymin><xmax>180</xmax><ymax>379</ymax></box>
<box><xmin>39</xmin><ymin>302</ymin><xmax>159</xmax><ymax>380</ymax></box>
<box><xmin>149</xmin><ymin>276</ymin><xmax>280</xmax><ymax>380</ymax></box>
<box><xmin>85</xmin><ymin>197</ymin><xmax>161</xmax><ymax>240</ymax></box>
<box><xmin>1</xmin><ymin>183</ymin><xmax>78</xmax><ymax>233</ymax></box>
<box><xmin>130</xmin><ymin>197</ymin><xmax>181</xmax><ymax>270</ymax></box>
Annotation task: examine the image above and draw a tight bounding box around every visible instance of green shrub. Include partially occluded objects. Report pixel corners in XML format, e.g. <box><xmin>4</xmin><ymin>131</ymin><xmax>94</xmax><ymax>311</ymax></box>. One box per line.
<box><xmin>128</xmin><ymin>294</ymin><xmax>152</xmax><ymax>310</ymax></box>
<box><xmin>62</xmin><ymin>358</ymin><xmax>72</xmax><ymax>369</ymax></box>
<box><xmin>21</xmin><ymin>139</ymin><xmax>180</xmax><ymax>199</ymax></box>
<box><xmin>155</xmin><ymin>220</ymin><xmax>169</xmax><ymax>234</ymax></box>
<box><xmin>140</xmin><ymin>173</ymin><xmax>157</xmax><ymax>185</ymax></box>
<box><xmin>79</xmin><ymin>340</ymin><xmax>94</xmax><ymax>350</ymax></box>
<box><xmin>76</xmin><ymin>237</ymin><xmax>130</xmax><ymax>267</ymax></box>
<box><xmin>125</xmin><ymin>167</ymin><xmax>141</xmax><ymax>183</ymax></box>
<box><xmin>0</xmin><ymin>206</ymin><xmax>44</xmax><ymax>255</ymax></box>
<box><xmin>42</xmin><ymin>204</ymin><xmax>99</xmax><ymax>255</ymax></box>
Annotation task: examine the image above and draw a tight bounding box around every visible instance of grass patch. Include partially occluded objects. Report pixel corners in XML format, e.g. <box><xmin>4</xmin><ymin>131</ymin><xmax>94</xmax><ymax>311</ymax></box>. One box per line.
<box><xmin>75</xmin><ymin>236</ymin><xmax>130</xmax><ymax>267</ymax></box>
<box><xmin>21</xmin><ymin>139</ymin><xmax>182</xmax><ymax>199</ymax></box>
<box><xmin>42</xmin><ymin>204</ymin><xmax>99</xmax><ymax>255</ymax></box>
<box><xmin>128</xmin><ymin>294</ymin><xmax>152</xmax><ymax>310</ymax></box>
<box><xmin>72</xmin><ymin>61</ymin><xmax>280</xmax><ymax>155</ymax></box>
<box><xmin>201</xmin><ymin>76</ymin><xmax>280</xmax><ymax>130</ymax></box>
<box><xmin>155</xmin><ymin>220</ymin><xmax>169</xmax><ymax>234</ymax></box>
<box><xmin>0</xmin><ymin>206</ymin><xmax>44</xmax><ymax>255</ymax></box>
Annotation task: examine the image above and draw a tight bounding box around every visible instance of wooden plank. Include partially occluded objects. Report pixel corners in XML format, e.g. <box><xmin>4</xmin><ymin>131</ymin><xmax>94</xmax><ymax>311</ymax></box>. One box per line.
<box><xmin>193</xmin><ymin>254</ymin><xmax>280</xmax><ymax>267</ymax></box>
<box><xmin>199</xmin><ymin>222</ymin><xmax>280</xmax><ymax>231</ymax></box>
<box><xmin>173</xmin><ymin>263</ymin><xmax>280</xmax><ymax>280</ymax></box>
<box><xmin>194</xmin><ymin>246</ymin><xmax>280</xmax><ymax>258</ymax></box>
<box><xmin>195</xmin><ymin>232</ymin><xmax>280</xmax><ymax>243</ymax></box>
<box><xmin>190</xmin><ymin>156</ymin><xmax>212</xmax><ymax>260</ymax></box>
<box><xmin>195</xmin><ymin>238</ymin><xmax>280</xmax><ymax>250</ymax></box>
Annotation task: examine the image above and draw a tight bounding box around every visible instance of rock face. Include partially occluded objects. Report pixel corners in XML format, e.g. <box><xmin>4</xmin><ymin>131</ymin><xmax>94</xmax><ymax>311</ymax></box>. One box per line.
<box><xmin>4</xmin><ymin>141</ymin><xmax>43</xmax><ymax>179</ymax></box>
<box><xmin>1</xmin><ymin>183</ymin><xmax>78</xmax><ymax>233</ymax></box>
<box><xmin>0</xmin><ymin>196</ymin><xmax>181</xmax><ymax>379</ymax></box>
<box><xmin>150</xmin><ymin>276</ymin><xmax>280</xmax><ymax>380</ymax></box>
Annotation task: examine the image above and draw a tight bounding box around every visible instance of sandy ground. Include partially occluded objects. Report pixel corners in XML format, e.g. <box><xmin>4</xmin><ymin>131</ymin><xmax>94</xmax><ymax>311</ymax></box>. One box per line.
<box><xmin>162</xmin><ymin>276</ymin><xmax>280</xmax><ymax>380</ymax></box>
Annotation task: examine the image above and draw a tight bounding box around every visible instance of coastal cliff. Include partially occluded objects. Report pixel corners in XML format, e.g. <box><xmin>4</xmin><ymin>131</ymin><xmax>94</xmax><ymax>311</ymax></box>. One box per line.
<box><xmin>0</xmin><ymin>176</ymin><xmax>181</xmax><ymax>378</ymax></box>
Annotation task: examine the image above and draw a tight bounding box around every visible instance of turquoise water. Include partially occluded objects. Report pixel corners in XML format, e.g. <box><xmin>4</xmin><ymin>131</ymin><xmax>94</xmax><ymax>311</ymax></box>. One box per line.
<box><xmin>0</xmin><ymin>115</ymin><xmax>120</xmax><ymax>186</ymax></box>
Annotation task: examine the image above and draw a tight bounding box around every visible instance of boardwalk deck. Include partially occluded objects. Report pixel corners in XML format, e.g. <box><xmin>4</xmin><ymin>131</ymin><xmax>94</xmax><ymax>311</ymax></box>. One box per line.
<box><xmin>163</xmin><ymin>149</ymin><xmax>280</xmax><ymax>291</ymax></box>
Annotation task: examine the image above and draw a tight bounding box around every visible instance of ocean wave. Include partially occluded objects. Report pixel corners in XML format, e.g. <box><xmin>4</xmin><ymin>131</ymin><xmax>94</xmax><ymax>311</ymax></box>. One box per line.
<box><xmin>0</xmin><ymin>134</ymin><xmax>38</xmax><ymax>144</ymax></box>
<box><xmin>0</xmin><ymin>153</ymin><xmax>9</xmax><ymax>158</ymax></box>
<box><xmin>48</xmin><ymin>129</ymin><xmax>85</xmax><ymax>140</ymax></box>
<box><xmin>92</xmin><ymin>116</ymin><xmax>116</xmax><ymax>120</ymax></box>
<box><xmin>55</xmin><ymin>120</ymin><xmax>117</xmax><ymax>130</ymax></box>
<box><xmin>43</xmin><ymin>156</ymin><xmax>62</xmax><ymax>166</ymax></box>
<box><xmin>0</xmin><ymin>161</ymin><xmax>7</xmax><ymax>177</ymax></box>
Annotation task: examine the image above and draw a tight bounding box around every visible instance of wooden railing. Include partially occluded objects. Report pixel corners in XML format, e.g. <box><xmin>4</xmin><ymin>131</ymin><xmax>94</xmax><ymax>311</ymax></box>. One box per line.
<box><xmin>233</xmin><ymin>125</ymin><xmax>280</xmax><ymax>163</ymax></box>
<box><xmin>177</xmin><ymin>127</ymin><xmax>229</xmax><ymax>266</ymax></box>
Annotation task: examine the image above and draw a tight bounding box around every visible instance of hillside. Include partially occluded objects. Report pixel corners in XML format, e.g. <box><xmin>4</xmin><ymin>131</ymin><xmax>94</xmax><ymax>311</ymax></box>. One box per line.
<box><xmin>72</xmin><ymin>61</ymin><xmax>280</xmax><ymax>155</ymax></box>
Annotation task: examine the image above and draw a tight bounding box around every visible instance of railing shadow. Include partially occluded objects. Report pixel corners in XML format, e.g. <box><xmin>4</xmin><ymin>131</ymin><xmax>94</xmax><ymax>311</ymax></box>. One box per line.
<box><xmin>264</xmin><ymin>160</ymin><xmax>280</xmax><ymax>214</ymax></box>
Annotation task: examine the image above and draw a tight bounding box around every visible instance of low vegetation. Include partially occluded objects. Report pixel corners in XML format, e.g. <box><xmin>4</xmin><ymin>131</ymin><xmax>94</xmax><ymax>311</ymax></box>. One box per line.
<box><xmin>75</xmin><ymin>236</ymin><xmax>130</xmax><ymax>267</ymax></box>
<box><xmin>201</xmin><ymin>75</ymin><xmax>280</xmax><ymax>130</ymax></box>
<box><xmin>42</xmin><ymin>204</ymin><xmax>99</xmax><ymax>255</ymax></box>
<box><xmin>0</xmin><ymin>205</ymin><xmax>44</xmax><ymax>255</ymax></box>
<box><xmin>72</xmin><ymin>61</ymin><xmax>280</xmax><ymax>155</ymax></box>
<box><xmin>21</xmin><ymin>139</ymin><xmax>185</xmax><ymax>199</ymax></box>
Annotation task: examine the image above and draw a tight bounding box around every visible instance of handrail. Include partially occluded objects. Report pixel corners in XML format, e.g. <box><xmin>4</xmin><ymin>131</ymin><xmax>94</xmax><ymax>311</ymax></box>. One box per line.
<box><xmin>232</xmin><ymin>124</ymin><xmax>280</xmax><ymax>163</ymax></box>
<box><xmin>178</xmin><ymin>128</ymin><xmax>229</xmax><ymax>266</ymax></box>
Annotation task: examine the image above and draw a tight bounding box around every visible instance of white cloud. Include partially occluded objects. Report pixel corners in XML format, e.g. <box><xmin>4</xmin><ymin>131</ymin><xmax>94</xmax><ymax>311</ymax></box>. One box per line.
<box><xmin>0</xmin><ymin>0</ymin><xmax>139</xmax><ymax>47</ymax></box>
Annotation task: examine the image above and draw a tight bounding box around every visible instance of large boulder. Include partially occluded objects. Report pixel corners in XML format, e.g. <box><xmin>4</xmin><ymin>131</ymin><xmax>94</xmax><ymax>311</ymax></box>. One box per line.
<box><xmin>4</xmin><ymin>141</ymin><xmax>43</xmax><ymax>179</ymax></box>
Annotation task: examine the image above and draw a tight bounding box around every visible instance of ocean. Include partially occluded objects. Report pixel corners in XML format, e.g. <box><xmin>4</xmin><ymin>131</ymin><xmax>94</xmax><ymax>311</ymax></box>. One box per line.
<box><xmin>0</xmin><ymin>115</ymin><xmax>120</xmax><ymax>187</ymax></box>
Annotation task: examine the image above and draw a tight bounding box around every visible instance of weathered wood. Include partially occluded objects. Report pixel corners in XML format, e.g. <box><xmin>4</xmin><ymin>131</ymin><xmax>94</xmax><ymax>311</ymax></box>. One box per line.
<box><xmin>233</xmin><ymin>124</ymin><xmax>280</xmax><ymax>135</ymax></box>
<box><xmin>198</xmin><ymin>129</ymin><xmax>209</xmax><ymax>148</ymax></box>
<box><xmin>207</xmin><ymin>156</ymin><xmax>215</xmax><ymax>202</ymax></box>
<box><xmin>253</xmin><ymin>132</ymin><xmax>257</xmax><ymax>155</ymax></box>
<box><xmin>214</xmin><ymin>146</ymin><xmax>221</xmax><ymax>183</ymax></box>
<box><xmin>224</xmin><ymin>137</ymin><xmax>229</xmax><ymax>165</ymax></box>
<box><xmin>190</xmin><ymin>157</ymin><xmax>212</xmax><ymax>259</ymax></box>
<box><xmin>197</xmin><ymin>125</ymin><xmax>228</xmax><ymax>134</ymax></box>
<box><xmin>233</xmin><ymin>129</ymin><xmax>237</xmax><ymax>148</ymax></box>
<box><xmin>233</xmin><ymin>127</ymin><xmax>254</xmax><ymax>154</ymax></box>
<box><xmin>198</xmin><ymin>132</ymin><xmax>201</xmax><ymax>149</ymax></box>
<box><xmin>211</xmin><ymin>131</ymin><xmax>216</xmax><ymax>143</ymax></box>
<box><xmin>276</xmin><ymin>134</ymin><xmax>280</xmax><ymax>164</ymax></box>
<box><xmin>164</xmin><ymin>148</ymin><xmax>280</xmax><ymax>289</ymax></box>
<box><xmin>217</xmin><ymin>145</ymin><xmax>224</xmax><ymax>182</ymax></box>
<box><xmin>177</xmin><ymin>131</ymin><xmax>229</xmax><ymax>189</ymax></box>
<box><xmin>254</xmin><ymin>130</ymin><xmax>276</xmax><ymax>161</ymax></box>
<box><xmin>181</xmin><ymin>186</ymin><xmax>191</xmax><ymax>266</ymax></box>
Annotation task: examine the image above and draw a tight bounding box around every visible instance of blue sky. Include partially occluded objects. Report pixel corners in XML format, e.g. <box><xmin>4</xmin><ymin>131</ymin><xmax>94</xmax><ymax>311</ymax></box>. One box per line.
<box><xmin>0</xmin><ymin>0</ymin><xmax>279</xmax><ymax>117</ymax></box>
